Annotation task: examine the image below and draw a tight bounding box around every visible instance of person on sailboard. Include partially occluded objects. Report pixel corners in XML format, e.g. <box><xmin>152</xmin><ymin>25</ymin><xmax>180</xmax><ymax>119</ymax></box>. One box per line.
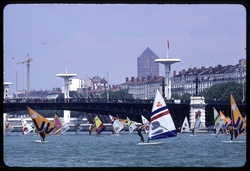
<box><xmin>88</xmin><ymin>125</ymin><xmax>92</xmax><ymax>135</ymax></box>
<box><xmin>228</xmin><ymin>124</ymin><xmax>236</xmax><ymax>141</ymax></box>
<box><xmin>38</xmin><ymin>130</ymin><xmax>45</xmax><ymax>141</ymax></box>
<box><xmin>191</xmin><ymin>128</ymin><xmax>195</xmax><ymax>135</ymax></box>
<box><xmin>137</xmin><ymin>125</ymin><xmax>144</xmax><ymax>143</ymax></box>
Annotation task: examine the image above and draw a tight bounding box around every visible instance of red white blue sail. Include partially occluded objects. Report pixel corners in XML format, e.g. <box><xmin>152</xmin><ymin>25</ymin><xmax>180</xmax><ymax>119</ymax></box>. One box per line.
<box><xmin>148</xmin><ymin>90</ymin><xmax>177</xmax><ymax>141</ymax></box>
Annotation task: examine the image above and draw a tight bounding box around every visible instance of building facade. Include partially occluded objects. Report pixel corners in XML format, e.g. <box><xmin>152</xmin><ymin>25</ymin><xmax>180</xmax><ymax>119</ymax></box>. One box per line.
<box><xmin>3</xmin><ymin>82</ymin><xmax>12</xmax><ymax>99</ymax></box>
<box><xmin>119</xmin><ymin>59</ymin><xmax>246</xmax><ymax>100</ymax></box>
<box><xmin>119</xmin><ymin>76</ymin><xmax>164</xmax><ymax>99</ymax></box>
<box><xmin>171</xmin><ymin>59</ymin><xmax>246</xmax><ymax>96</ymax></box>
<box><xmin>137</xmin><ymin>47</ymin><xmax>159</xmax><ymax>78</ymax></box>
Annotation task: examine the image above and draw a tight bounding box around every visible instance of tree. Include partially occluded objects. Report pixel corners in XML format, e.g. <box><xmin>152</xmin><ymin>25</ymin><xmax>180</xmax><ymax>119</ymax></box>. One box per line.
<box><xmin>100</xmin><ymin>90</ymin><xmax>134</xmax><ymax>100</ymax></box>
<box><xmin>201</xmin><ymin>81</ymin><xmax>244</xmax><ymax>102</ymax></box>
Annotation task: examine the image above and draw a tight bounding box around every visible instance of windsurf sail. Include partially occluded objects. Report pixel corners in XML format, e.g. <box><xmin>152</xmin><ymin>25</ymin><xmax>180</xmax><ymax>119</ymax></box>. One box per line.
<box><xmin>213</xmin><ymin>107</ymin><xmax>221</xmax><ymax>128</ymax></box>
<box><xmin>230</xmin><ymin>95</ymin><xmax>246</xmax><ymax>140</ymax></box>
<box><xmin>141</xmin><ymin>115</ymin><xmax>150</xmax><ymax>133</ymax></box>
<box><xmin>181</xmin><ymin>116</ymin><xmax>190</xmax><ymax>132</ymax></box>
<box><xmin>27</xmin><ymin>106</ymin><xmax>56</xmax><ymax>140</ymax></box>
<box><xmin>213</xmin><ymin>108</ymin><xmax>224</xmax><ymax>136</ymax></box>
<box><xmin>75</xmin><ymin>123</ymin><xmax>83</xmax><ymax>134</ymax></box>
<box><xmin>53</xmin><ymin>114</ymin><xmax>63</xmax><ymax>135</ymax></box>
<box><xmin>126</xmin><ymin>117</ymin><xmax>137</xmax><ymax>133</ymax></box>
<box><xmin>109</xmin><ymin>114</ymin><xmax>124</xmax><ymax>134</ymax></box>
<box><xmin>20</xmin><ymin>117</ymin><xmax>34</xmax><ymax>135</ymax></box>
<box><xmin>4</xmin><ymin>120</ymin><xmax>14</xmax><ymax>134</ymax></box>
<box><xmin>91</xmin><ymin>115</ymin><xmax>106</xmax><ymax>135</ymax></box>
<box><xmin>59</xmin><ymin>117</ymin><xmax>70</xmax><ymax>133</ymax></box>
<box><xmin>221</xmin><ymin>115</ymin><xmax>231</xmax><ymax>134</ymax></box>
<box><xmin>148</xmin><ymin>90</ymin><xmax>177</xmax><ymax>141</ymax></box>
<box><xmin>193</xmin><ymin>111</ymin><xmax>201</xmax><ymax>134</ymax></box>
<box><xmin>89</xmin><ymin>121</ymin><xmax>96</xmax><ymax>134</ymax></box>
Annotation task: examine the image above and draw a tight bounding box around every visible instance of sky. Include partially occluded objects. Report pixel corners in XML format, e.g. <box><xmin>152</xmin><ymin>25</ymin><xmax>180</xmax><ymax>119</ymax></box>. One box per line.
<box><xmin>3</xmin><ymin>4</ymin><xmax>246</xmax><ymax>94</ymax></box>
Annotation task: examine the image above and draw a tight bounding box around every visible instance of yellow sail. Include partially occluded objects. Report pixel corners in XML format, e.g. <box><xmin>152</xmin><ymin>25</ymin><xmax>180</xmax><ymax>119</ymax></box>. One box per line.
<box><xmin>28</xmin><ymin>106</ymin><xmax>56</xmax><ymax>138</ymax></box>
<box><xmin>230</xmin><ymin>95</ymin><xmax>246</xmax><ymax>140</ymax></box>
<box><xmin>93</xmin><ymin>115</ymin><xmax>105</xmax><ymax>135</ymax></box>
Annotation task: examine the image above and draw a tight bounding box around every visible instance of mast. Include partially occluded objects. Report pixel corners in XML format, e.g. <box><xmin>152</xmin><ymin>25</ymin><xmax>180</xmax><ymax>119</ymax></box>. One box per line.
<box><xmin>230</xmin><ymin>94</ymin><xmax>234</xmax><ymax>141</ymax></box>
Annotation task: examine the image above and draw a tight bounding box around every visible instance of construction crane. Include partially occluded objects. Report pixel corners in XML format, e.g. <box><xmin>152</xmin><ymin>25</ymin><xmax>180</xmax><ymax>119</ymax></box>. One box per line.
<box><xmin>17</xmin><ymin>54</ymin><xmax>33</xmax><ymax>98</ymax></box>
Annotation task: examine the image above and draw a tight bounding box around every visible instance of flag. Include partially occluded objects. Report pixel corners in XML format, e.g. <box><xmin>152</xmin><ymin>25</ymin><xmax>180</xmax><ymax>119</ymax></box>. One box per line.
<box><xmin>167</xmin><ymin>40</ymin><xmax>169</xmax><ymax>49</ymax></box>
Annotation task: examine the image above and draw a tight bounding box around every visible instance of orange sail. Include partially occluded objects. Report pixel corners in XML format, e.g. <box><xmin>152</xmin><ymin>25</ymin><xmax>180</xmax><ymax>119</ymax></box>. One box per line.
<box><xmin>28</xmin><ymin>106</ymin><xmax>56</xmax><ymax>139</ymax></box>
<box><xmin>230</xmin><ymin>95</ymin><xmax>246</xmax><ymax>140</ymax></box>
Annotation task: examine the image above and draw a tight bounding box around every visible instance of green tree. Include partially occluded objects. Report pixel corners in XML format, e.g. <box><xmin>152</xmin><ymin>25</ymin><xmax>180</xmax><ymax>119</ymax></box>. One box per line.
<box><xmin>201</xmin><ymin>81</ymin><xmax>244</xmax><ymax>102</ymax></box>
<box><xmin>100</xmin><ymin>90</ymin><xmax>134</xmax><ymax>100</ymax></box>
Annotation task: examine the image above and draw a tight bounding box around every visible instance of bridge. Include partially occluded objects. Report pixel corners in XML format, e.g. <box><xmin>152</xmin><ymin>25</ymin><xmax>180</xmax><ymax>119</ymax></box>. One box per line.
<box><xmin>3</xmin><ymin>100</ymin><xmax>246</xmax><ymax>129</ymax></box>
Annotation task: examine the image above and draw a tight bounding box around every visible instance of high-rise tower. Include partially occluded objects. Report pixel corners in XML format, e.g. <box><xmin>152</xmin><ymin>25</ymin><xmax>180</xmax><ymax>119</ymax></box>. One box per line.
<box><xmin>137</xmin><ymin>47</ymin><xmax>159</xmax><ymax>78</ymax></box>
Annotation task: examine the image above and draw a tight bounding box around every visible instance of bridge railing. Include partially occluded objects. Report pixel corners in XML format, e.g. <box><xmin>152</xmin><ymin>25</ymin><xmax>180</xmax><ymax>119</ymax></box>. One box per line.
<box><xmin>3</xmin><ymin>97</ymin><xmax>245</xmax><ymax>105</ymax></box>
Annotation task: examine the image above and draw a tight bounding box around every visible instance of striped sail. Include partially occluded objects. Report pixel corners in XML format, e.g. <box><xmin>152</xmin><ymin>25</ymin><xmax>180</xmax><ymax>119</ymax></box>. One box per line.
<box><xmin>28</xmin><ymin>106</ymin><xmax>56</xmax><ymax>139</ymax></box>
<box><xmin>221</xmin><ymin>114</ymin><xmax>231</xmax><ymax>134</ymax></box>
<box><xmin>213</xmin><ymin>107</ymin><xmax>221</xmax><ymax>128</ymax></box>
<box><xmin>148</xmin><ymin>90</ymin><xmax>177</xmax><ymax>141</ymax></box>
<box><xmin>230</xmin><ymin>95</ymin><xmax>246</xmax><ymax>140</ymax></box>
<box><xmin>53</xmin><ymin>114</ymin><xmax>63</xmax><ymax>135</ymax></box>
<box><xmin>20</xmin><ymin>117</ymin><xmax>34</xmax><ymax>135</ymax></box>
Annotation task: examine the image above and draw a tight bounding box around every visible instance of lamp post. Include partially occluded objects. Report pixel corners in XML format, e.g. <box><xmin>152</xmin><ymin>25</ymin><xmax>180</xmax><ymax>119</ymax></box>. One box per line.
<box><xmin>237</xmin><ymin>66</ymin><xmax>245</xmax><ymax>102</ymax></box>
<box><xmin>193</xmin><ymin>75</ymin><xmax>200</xmax><ymax>96</ymax></box>
<box><xmin>107</xmin><ymin>72</ymin><xmax>109</xmax><ymax>103</ymax></box>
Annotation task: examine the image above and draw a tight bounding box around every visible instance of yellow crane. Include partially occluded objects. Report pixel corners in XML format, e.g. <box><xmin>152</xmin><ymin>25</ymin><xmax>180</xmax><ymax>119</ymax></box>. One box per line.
<box><xmin>17</xmin><ymin>54</ymin><xmax>33</xmax><ymax>98</ymax></box>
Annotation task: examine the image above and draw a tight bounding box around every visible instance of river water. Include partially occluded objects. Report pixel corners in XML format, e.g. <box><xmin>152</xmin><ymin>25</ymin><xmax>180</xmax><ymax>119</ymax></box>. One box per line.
<box><xmin>3</xmin><ymin>131</ymin><xmax>246</xmax><ymax>168</ymax></box>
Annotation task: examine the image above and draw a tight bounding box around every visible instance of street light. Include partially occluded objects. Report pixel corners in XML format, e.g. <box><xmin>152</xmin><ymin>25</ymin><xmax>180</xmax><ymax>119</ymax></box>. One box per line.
<box><xmin>236</xmin><ymin>66</ymin><xmax>246</xmax><ymax>102</ymax></box>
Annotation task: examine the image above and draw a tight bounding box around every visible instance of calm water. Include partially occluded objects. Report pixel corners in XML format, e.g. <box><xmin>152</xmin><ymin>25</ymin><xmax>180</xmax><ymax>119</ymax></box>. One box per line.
<box><xmin>3</xmin><ymin>131</ymin><xmax>246</xmax><ymax>168</ymax></box>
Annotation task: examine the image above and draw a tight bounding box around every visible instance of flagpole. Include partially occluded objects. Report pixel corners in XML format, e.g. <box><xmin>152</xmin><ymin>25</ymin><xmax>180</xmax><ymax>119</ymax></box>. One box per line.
<box><xmin>166</xmin><ymin>40</ymin><xmax>169</xmax><ymax>58</ymax></box>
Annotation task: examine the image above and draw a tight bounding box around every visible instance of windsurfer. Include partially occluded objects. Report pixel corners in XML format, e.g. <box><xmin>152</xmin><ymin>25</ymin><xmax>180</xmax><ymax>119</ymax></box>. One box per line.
<box><xmin>137</xmin><ymin>125</ymin><xmax>144</xmax><ymax>143</ymax></box>
<box><xmin>39</xmin><ymin>130</ymin><xmax>45</xmax><ymax>141</ymax></box>
<box><xmin>192</xmin><ymin>128</ymin><xmax>195</xmax><ymax>135</ymax></box>
<box><xmin>228</xmin><ymin>124</ymin><xmax>236</xmax><ymax>141</ymax></box>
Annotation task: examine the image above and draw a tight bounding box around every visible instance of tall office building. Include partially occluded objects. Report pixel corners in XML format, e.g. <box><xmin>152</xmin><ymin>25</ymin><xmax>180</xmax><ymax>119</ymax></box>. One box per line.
<box><xmin>137</xmin><ymin>47</ymin><xmax>159</xmax><ymax>77</ymax></box>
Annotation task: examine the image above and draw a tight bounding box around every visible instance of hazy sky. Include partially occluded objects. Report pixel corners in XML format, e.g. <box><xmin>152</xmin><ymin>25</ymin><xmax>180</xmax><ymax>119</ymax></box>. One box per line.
<box><xmin>3</xmin><ymin>4</ymin><xmax>246</xmax><ymax>94</ymax></box>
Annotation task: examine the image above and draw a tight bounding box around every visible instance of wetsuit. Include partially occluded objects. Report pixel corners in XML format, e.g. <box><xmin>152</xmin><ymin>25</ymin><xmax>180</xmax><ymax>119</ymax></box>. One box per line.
<box><xmin>137</xmin><ymin>127</ymin><xmax>144</xmax><ymax>142</ymax></box>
